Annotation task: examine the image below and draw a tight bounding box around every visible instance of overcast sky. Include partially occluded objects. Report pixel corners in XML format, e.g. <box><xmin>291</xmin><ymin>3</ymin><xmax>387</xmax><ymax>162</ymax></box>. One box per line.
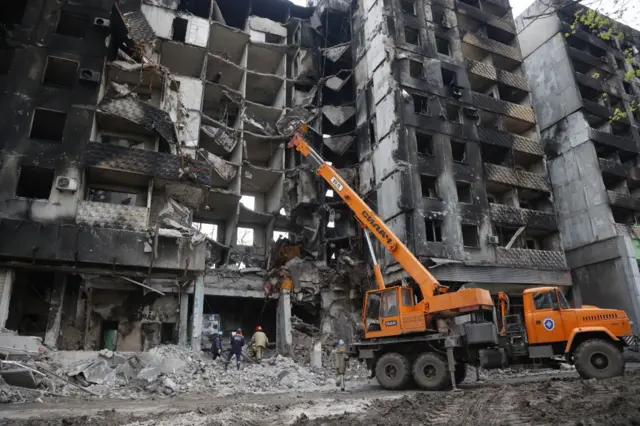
<box><xmin>289</xmin><ymin>0</ymin><xmax>639</xmax><ymax>30</ymax></box>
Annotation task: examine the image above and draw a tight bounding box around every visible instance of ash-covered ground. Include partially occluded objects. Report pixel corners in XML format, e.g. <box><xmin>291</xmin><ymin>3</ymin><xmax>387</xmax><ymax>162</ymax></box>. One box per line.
<box><xmin>3</xmin><ymin>365</ymin><xmax>639</xmax><ymax>426</ymax></box>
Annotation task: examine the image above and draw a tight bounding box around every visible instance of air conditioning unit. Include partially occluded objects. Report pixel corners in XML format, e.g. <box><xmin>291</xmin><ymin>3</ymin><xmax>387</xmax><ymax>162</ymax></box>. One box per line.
<box><xmin>79</xmin><ymin>68</ymin><xmax>101</xmax><ymax>83</ymax></box>
<box><xmin>55</xmin><ymin>176</ymin><xmax>78</xmax><ymax>192</ymax></box>
<box><xmin>94</xmin><ymin>17</ymin><xmax>110</xmax><ymax>28</ymax></box>
<box><xmin>487</xmin><ymin>235</ymin><xmax>500</xmax><ymax>245</ymax></box>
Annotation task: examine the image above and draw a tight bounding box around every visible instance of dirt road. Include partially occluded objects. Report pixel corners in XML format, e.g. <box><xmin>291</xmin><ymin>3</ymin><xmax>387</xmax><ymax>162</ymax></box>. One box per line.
<box><xmin>2</xmin><ymin>370</ymin><xmax>640</xmax><ymax>425</ymax></box>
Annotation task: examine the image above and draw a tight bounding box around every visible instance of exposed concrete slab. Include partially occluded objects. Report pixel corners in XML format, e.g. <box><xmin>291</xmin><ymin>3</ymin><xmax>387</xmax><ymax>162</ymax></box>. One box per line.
<box><xmin>203</xmin><ymin>271</ymin><xmax>270</xmax><ymax>298</ymax></box>
<box><xmin>243</xmin><ymin>101</ymin><xmax>282</xmax><ymax>135</ymax></box>
<box><xmin>247</xmin><ymin>16</ymin><xmax>287</xmax><ymax>38</ymax></box>
<box><xmin>208</xmin><ymin>22</ymin><xmax>250</xmax><ymax>65</ymax></box>
<box><xmin>160</xmin><ymin>41</ymin><xmax>206</xmax><ymax>79</ymax></box>
<box><xmin>244</xmin><ymin>132</ymin><xmax>286</xmax><ymax>165</ymax></box>
<box><xmin>238</xmin><ymin>203</ymin><xmax>272</xmax><ymax>226</ymax></box>
<box><xmin>247</xmin><ymin>42</ymin><xmax>288</xmax><ymax>75</ymax></box>
<box><xmin>206</xmin><ymin>54</ymin><xmax>245</xmax><ymax>90</ymax></box>
<box><xmin>200</xmin><ymin>150</ymin><xmax>239</xmax><ymax>187</ymax></box>
<box><xmin>241</xmin><ymin>163</ymin><xmax>283</xmax><ymax>193</ymax></box>
<box><xmin>322</xmin><ymin>105</ymin><xmax>356</xmax><ymax>127</ymax></box>
<box><xmin>200</xmin><ymin>190</ymin><xmax>241</xmax><ymax>221</ymax></box>
<box><xmin>323</xmin><ymin>135</ymin><xmax>354</xmax><ymax>156</ymax></box>
<box><xmin>245</xmin><ymin>71</ymin><xmax>285</xmax><ymax>106</ymax></box>
<box><xmin>199</xmin><ymin>121</ymin><xmax>239</xmax><ymax>158</ymax></box>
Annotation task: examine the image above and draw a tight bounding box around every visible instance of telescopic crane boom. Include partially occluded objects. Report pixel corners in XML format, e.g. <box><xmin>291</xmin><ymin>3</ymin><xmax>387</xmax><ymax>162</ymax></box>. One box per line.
<box><xmin>288</xmin><ymin>126</ymin><xmax>493</xmax><ymax>322</ymax></box>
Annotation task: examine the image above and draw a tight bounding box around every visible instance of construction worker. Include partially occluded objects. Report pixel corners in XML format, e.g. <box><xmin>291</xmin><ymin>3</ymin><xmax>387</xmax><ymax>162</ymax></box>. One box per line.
<box><xmin>210</xmin><ymin>331</ymin><xmax>223</xmax><ymax>360</ymax></box>
<box><xmin>334</xmin><ymin>340</ymin><xmax>348</xmax><ymax>391</ymax></box>
<box><xmin>226</xmin><ymin>328</ymin><xmax>245</xmax><ymax>371</ymax></box>
<box><xmin>250</xmin><ymin>326</ymin><xmax>269</xmax><ymax>362</ymax></box>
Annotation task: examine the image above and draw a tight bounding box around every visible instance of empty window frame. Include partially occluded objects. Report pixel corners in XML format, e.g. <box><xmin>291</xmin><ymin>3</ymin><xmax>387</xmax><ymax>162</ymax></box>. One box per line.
<box><xmin>405</xmin><ymin>27</ymin><xmax>420</xmax><ymax>46</ymax></box>
<box><xmin>425</xmin><ymin>219</ymin><xmax>443</xmax><ymax>242</ymax></box>
<box><xmin>1</xmin><ymin>1</ymin><xmax>28</xmax><ymax>26</ymax></box>
<box><xmin>172</xmin><ymin>17</ymin><xmax>188</xmax><ymax>42</ymax></box>
<box><xmin>451</xmin><ymin>141</ymin><xmax>467</xmax><ymax>163</ymax></box>
<box><xmin>456</xmin><ymin>181</ymin><xmax>472</xmax><ymax>203</ymax></box>
<box><xmin>56</xmin><ymin>11</ymin><xmax>90</xmax><ymax>38</ymax></box>
<box><xmin>436</xmin><ymin>36</ymin><xmax>451</xmax><ymax>55</ymax></box>
<box><xmin>15</xmin><ymin>166</ymin><xmax>54</xmax><ymax>199</ymax></box>
<box><xmin>237</xmin><ymin>227</ymin><xmax>255</xmax><ymax>246</ymax></box>
<box><xmin>0</xmin><ymin>47</ymin><xmax>15</xmax><ymax>75</ymax></box>
<box><xmin>446</xmin><ymin>104</ymin><xmax>461</xmax><ymax>123</ymax></box>
<box><xmin>420</xmin><ymin>175</ymin><xmax>438</xmax><ymax>198</ymax></box>
<box><xmin>410</xmin><ymin>60</ymin><xmax>424</xmax><ymax>78</ymax></box>
<box><xmin>401</xmin><ymin>0</ymin><xmax>416</xmax><ymax>15</ymax></box>
<box><xmin>461</xmin><ymin>224</ymin><xmax>479</xmax><ymax>247</ymax></box>
<box><xmin>416</xmin><ymin>132</ymin><xmax>434</xmax><ymax>155</ymax></box>
<box><xmin>441</xmin><ymin>67</ymin><xmax>456</xmax><ymax>86</ymax></box>
<box><xmin>413</xmin><ymin>93</ymin><xmax>429</xmax><ymax>114</ymax></box>
<box><xmin>88</xmin><ymin>188</ymin><xmax>142</xmax><ymax>206</ymax></box>
<box><xmin>30</xmin><ymin>109</ymin><xmax>66</xmax><ymax>142</ymax></box>
<box><xmin>43</xmin><ymin>56</ymin><xmax>78</xmax><ymax>87</ymax></box>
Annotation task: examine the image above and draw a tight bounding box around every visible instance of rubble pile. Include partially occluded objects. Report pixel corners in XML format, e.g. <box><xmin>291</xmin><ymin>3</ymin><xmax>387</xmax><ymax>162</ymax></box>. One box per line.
<box><xmin>0</xmin><ymin>344</ymin><xmax>372</xmax><ymax>403</ymax></box>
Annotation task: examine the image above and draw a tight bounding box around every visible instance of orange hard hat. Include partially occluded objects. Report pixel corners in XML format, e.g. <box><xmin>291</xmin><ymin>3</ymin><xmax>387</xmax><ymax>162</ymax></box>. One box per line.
<box><xmin>256</xmin><ymin>326</ymin><xmax>262</xmax><ymax>331</ymax></box>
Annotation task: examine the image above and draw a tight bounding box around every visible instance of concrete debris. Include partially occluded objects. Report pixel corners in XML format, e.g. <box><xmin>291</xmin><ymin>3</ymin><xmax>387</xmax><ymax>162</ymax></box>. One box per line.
<box><xmin>321</xmin><ymin>43</ymin><xmax>350</xmax><ymax>62</ymax></box>
<box><xmin>322</xmin><ymin>105</ymin><xmax>356</xmax><ymax>127</ymax></box>
<box><xmin>322</xmin><ymin>135</ymin><xmax>354</xmax><ymax>156</ymax></box>
<box><xmin>137</xmin><ymin>367</ymin><xmax>161</xmax><ymax>384</ymax></box>
<box><xmin>276</xmin><ymin>107</ymin><xmax>319</xmax><ymax>135</ymax></box>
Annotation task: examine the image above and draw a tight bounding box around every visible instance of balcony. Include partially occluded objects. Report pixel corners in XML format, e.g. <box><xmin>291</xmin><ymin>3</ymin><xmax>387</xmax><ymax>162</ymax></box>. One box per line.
<box><xmin>567</xmin><ymin>47</ymin><xmax>614</xmax><ymax>75</ymax></box>
<box><xmin>495</xmin><ymin>247</ymin><xmax>567</xmax><ymax>270</ymax></box>
<box><xmin>472</xmin><ymin>92</ymin><xmax>535</xmax><ymax>124</ymax></box>
<box><xmin>607</xmin><ymin>190</ymin><xmax>640</xmax><ymax>211</ymax></box>
<box><xmin>589</xmin><ymin>128</ymin><xmax>638</xmax><ymax>153</ymax></box>
<box><xmin>490</xmin><ymin>203</ymin><xmax>557</xmax><ymax>230</ymax></box>
<box><xmin>461</xmin><ymin>32</ymin><xmax>522</xmax><ymax>64</ymax></box>
<box><xmin>0</xmin><ymin>218</ymin><xmax>204</xmax><ymax>271</ymax></box>
<box><xmin>456</xmin><ymin>1</ymin><xmax>516</xmax><ymax>35</ymax></box>
<box><xmin>477</xmin><ymin>127</ymin><xmax>544</xmax><ymax>156</ymax></box>
<box><xmin>598</xmin><ymin>158</ymin><xmax>632</xmax><ymax>179</ymax></box>
<box><xmin>84</xmin><ymin>143</ymin><xmax>210</xmax><ymax>185</ymax></box>
<box><xmin>466</xmin><ymin>59</ymin><xmax>529</xmax><ymax>92</ymax></box>
<box><xmin>76</xmin><ymin>201</ymin><xmax>149</xmax><ymax>231</ymax></box>
<box><xmin>574</xmin><ymin>72</ymin><xmax>621</xmax><ymax>99</ymax></box>
<box><xmin>484</xmin><ymin>163</ymin><xmax>550</xmax><ymax>192</ymax></box>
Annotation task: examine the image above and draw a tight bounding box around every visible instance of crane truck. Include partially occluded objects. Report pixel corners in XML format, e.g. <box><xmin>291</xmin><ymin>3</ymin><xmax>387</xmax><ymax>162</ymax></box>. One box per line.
<box><xmin>288</xmin><ymin>125</ymin><xmax>639</xmax><ymax>391</ymax></box>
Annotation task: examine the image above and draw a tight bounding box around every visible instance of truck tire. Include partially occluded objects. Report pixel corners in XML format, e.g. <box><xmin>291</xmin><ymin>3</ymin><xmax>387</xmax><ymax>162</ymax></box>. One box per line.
<box><xmin>573</xmin><ymin>339</ymin><xmax>624</xmax><ymax>380</ymax></box>
<box><xmin>455</xmin><ymin>363</ymin><xmax>466</xmax><ymax>384</ymax></box>
<box><xmin>375</xmin><ymin>353</ymin><xmax>411</xmax><ymax>390</ymax></box>
<box><xmin>412</xmin><ymin>352</ymin><xmax>451</xmax><ymax>391</ymax></box>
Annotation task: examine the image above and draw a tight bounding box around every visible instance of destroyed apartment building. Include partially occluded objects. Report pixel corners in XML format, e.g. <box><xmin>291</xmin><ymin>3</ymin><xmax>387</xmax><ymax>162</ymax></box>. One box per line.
<box><xmin>4</xmin><ymin>0</ymin><xmax>633</xmax><ymax>355</ymax></box>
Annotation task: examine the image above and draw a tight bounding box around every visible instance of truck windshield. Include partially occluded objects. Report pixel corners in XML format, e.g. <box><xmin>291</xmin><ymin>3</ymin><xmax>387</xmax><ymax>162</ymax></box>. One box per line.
<box><xmin>557</xmin><ymin>290</ymin><xmax>570</xmax><ymax>309</ymax></box>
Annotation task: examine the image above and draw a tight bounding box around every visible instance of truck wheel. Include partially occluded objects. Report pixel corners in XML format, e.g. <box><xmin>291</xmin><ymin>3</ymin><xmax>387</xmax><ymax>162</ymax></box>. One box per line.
<box><xmin>412</xmin><ymin>352</ymin><xmax>450</xmax><ymax>391</ymax></box>
<box><xmin>573</xmin><ymin>339</ymin><xmax>624</xmax><ymax>380</ymax></box>
<box><xmin>455</xmin><ymin>363</ymin><xmax>466</xmax><ymax>384</ymax></box>
<box><xmin>375</xmin><ymin>353</ymin><xmax>411</xmax><ymax>390</ymax></box>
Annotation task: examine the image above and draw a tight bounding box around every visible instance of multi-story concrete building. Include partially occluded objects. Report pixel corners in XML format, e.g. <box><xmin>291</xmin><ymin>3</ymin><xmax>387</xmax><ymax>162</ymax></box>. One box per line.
<box><xmin>518</xmin><ymin>0</ymin><xmax>640</xmax><ymax>328</ymax></box>
<box><xmin>351</xmin><ymin>0</ymin><xmax>571</xmax><ymax>303</ymax></box>
<box><xmin>2</xmin><ymin>0</ymin><xmax>597</xmax><ymax>353</ymax></box>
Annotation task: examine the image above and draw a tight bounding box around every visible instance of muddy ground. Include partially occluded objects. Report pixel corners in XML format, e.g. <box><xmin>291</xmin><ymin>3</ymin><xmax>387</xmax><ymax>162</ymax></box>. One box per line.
<box><xmin>2</xmin><ymin>369</ymin><xmax>640</xmax><ymax>426</ymax></box>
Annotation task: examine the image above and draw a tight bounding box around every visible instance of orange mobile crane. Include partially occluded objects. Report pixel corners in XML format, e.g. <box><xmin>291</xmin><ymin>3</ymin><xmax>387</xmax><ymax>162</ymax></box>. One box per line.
<box><xmin>289</xmin><ymin>126</ymin><xmax>639</xmax><ymax>390</ymax></box>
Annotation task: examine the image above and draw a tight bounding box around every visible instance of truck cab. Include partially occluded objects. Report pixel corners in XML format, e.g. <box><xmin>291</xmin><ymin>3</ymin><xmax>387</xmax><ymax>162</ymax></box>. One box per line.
<box><xmin>518</xmin><ymin>286</ymin><xmax>637</xmax><ymax>378</ymax></box>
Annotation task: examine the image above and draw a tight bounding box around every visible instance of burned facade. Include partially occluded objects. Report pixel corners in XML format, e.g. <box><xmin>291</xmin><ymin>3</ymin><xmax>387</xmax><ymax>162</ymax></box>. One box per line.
<box><xmin>518</xmin><ymin>0</ymin><xmax>640</xmax><ymax>328</ymax></box>
<box><xmin>0</xmin><ymin>0</ymin><xmax>367</xmax><ymax>352</ymax></box>
<box><xmin>8</xmin><ymin>0</ymin><xmax>627</xmax><ymax>353</ymax></box>
<box><xmin>350</xmin><ymin>0</ymin><xmax>570</xmax><ymax>300</ymax></box>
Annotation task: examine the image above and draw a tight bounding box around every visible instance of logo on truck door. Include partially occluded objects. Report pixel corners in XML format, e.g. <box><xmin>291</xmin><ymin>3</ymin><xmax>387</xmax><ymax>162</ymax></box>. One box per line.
<box><xmin>385</xmin><ymin>320</ymin><xmax>398</xmax><ymax>327</ymax></box>
<box><xmin>543</xmin><ymin>318</ymin><xmax>555</xmax><ymax>331</ymax></box>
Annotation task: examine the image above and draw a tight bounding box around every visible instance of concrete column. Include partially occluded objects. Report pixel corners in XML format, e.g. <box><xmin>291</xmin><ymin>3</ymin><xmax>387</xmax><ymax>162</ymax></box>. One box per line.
<box><xmin>0</xmin><ymin>268</ymin><xmax>14</xmax><ymax>329</ymax></box>
<box><xmin>190</xmin><ymin>276</ymin><xmax>204</xmax><ymax>351</ymax></box>
<box><xmin>44</xmin><ymin>273</ymin><xmax>67</xmax><ymax>348</ymax></box>
<box><xmin>179</xmin><ymin>290</ymin><xmax>189</xmax><ymax>347</ymax></box>
<box><xmin>276</xmin><ymin>291</ymin><xmax>293</xmax><ymax>356</ymax></box>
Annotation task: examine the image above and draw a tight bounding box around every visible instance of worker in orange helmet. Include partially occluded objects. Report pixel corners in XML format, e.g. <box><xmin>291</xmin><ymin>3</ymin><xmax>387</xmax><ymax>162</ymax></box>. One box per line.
<box><xmin>250</xmin><ymin>325</ymin><xmax>269</xmax><ymax>362</ymax></box>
